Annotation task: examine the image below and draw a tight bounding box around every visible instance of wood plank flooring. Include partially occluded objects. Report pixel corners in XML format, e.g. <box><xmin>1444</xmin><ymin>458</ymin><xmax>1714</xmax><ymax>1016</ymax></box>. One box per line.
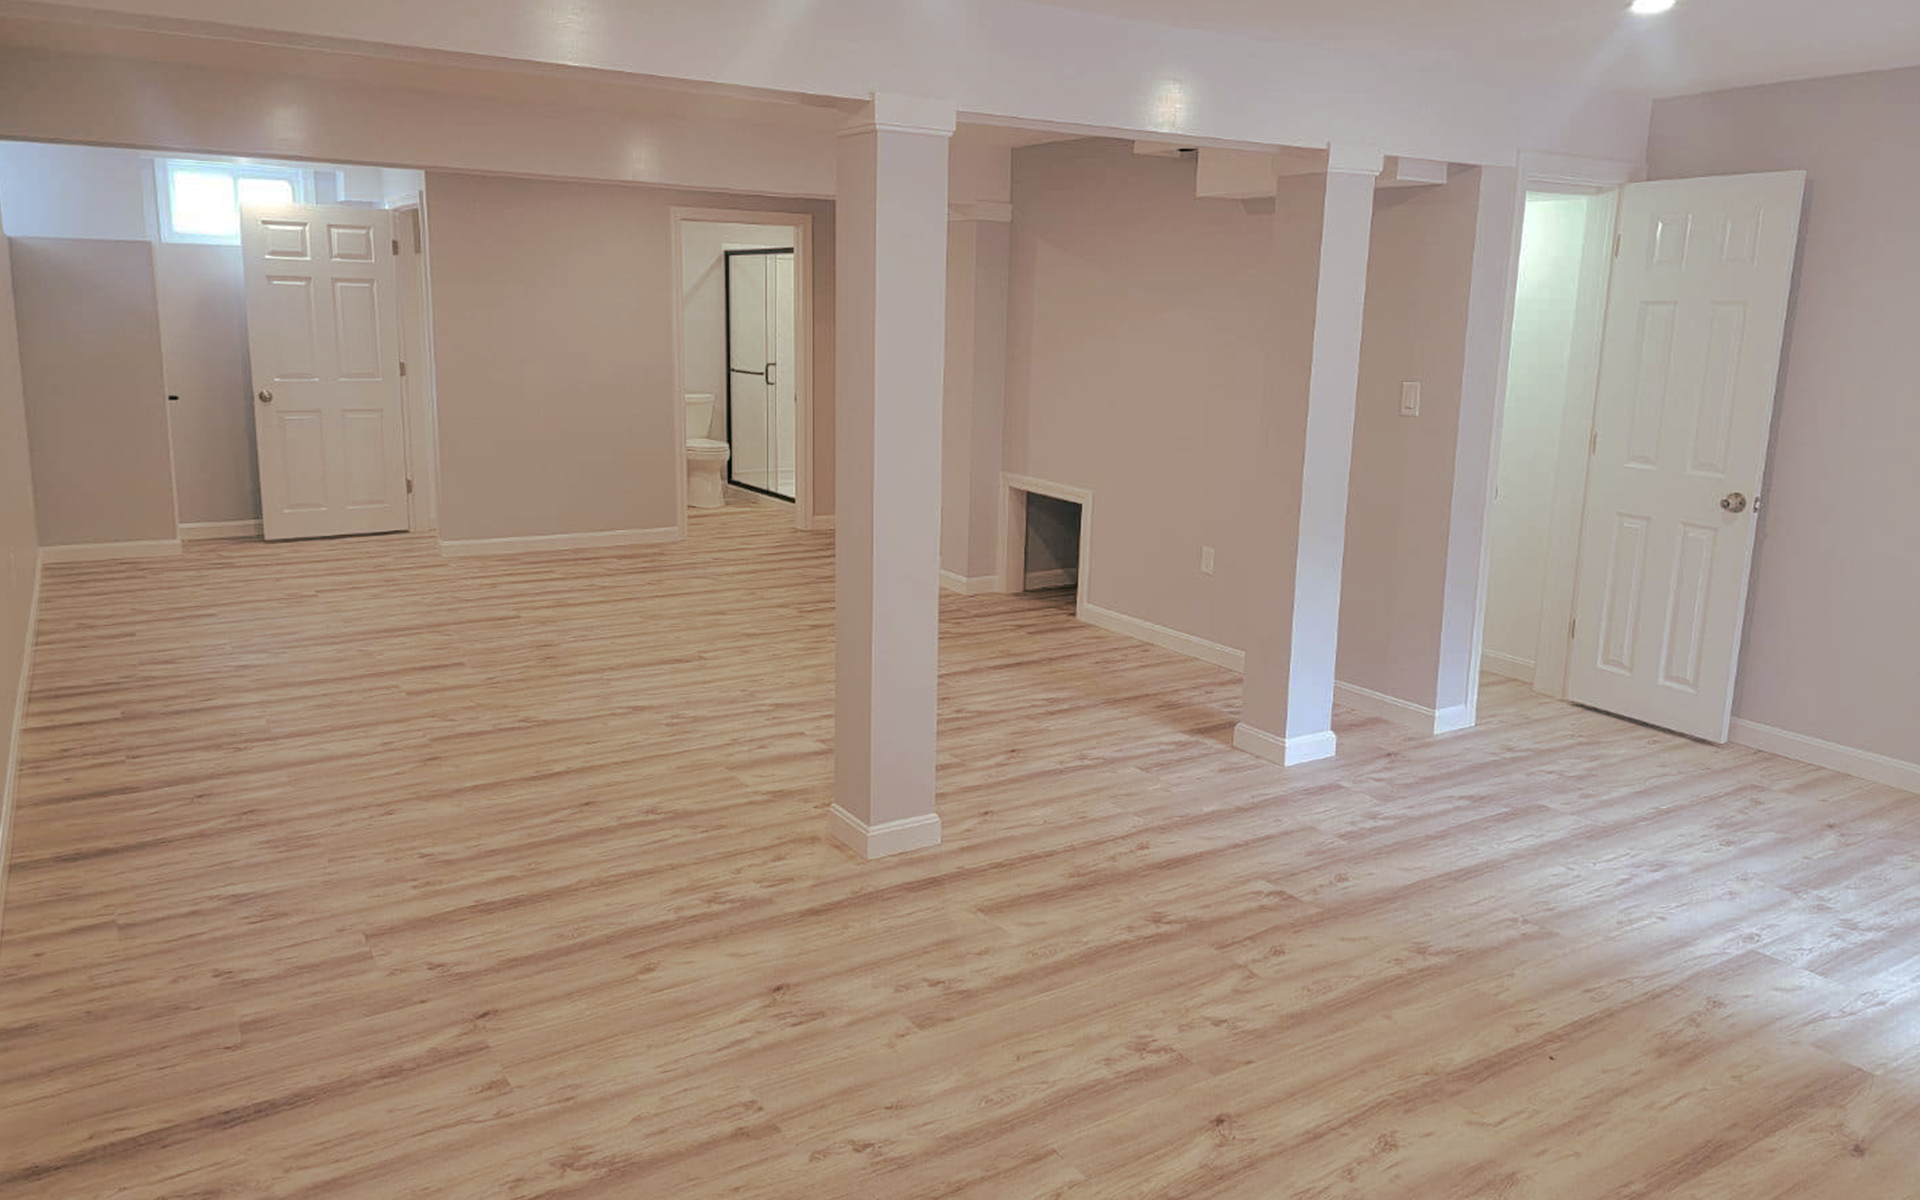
<box><xmin>2</xmin><ymin>502</ymin><xmax>1918</xmax><ymax>1197</ymax></box>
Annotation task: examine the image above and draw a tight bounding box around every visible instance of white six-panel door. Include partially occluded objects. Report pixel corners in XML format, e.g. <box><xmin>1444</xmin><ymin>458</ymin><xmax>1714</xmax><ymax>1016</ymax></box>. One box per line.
<box><xmin>241</xmin><ymin>203</ymin><xmax>410</xmax><ymax>541</ymax></box>
<box><xmin>1566</xmin><ymin>172</ymin><xmax>1806</xmax><ymax>742</ymax></box>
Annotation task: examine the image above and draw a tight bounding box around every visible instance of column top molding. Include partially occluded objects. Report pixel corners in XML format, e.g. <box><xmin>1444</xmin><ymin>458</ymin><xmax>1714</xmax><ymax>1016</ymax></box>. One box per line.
<box><xmin>841</xmin><ymin>93</ymin><xmax>958</xmax><ymax>139</ymax></box>
<box><xmin>1325</xmin><ymin>145</ymin><xmax>1386</xmax><ymax>177</ymax></box>
<box><xmin>949</xmin><ymin>201</ymin><xmax>1013</xmax><ymax>223</ymax></box>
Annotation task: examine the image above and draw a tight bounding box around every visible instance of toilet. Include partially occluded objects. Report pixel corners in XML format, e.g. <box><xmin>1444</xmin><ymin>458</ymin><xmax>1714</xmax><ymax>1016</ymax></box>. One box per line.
<box><xmin>685</xmin><ymin>393</ymin><xmax>730</xmax><ymax>509</ymax></box>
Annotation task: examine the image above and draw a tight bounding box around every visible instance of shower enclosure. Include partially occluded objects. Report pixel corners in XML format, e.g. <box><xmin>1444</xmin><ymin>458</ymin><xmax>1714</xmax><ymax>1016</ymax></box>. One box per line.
<box><xmin>725</xmin><ymin>248</ymin><xmax>798</xmax><ymax>500</ymax></box>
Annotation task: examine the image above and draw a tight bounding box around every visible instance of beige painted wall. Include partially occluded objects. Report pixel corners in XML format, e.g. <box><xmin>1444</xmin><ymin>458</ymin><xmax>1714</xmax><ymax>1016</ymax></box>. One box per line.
<box><xmin>0</xmin><ymin>192</ymin><xmax>41</xmax><ymax>894</ymax></box>
<box><xmin>1003</xmin><ymin>139</ymin><xmax>1278</xmax><ymax>646</ymax></box>
<box><xmin>1335</xmin><ymin>171</ymin><xmax>1486</xmax><ymax>706</ymax></box>
<box><xmin>154</xmin><ymin>242</ymin><xmax>257</xmax><ymax>524</ymax></box>
<box><xmin>1648</xmin><ymin>66</ymin><xmax>1920</xmax><ymax>765</ymax></box>
<box><xmin>426</xmin><ymin>174</ymin><xmax>835</xmax><ymax>539</ymax></box>
<box><xmin>1001</xmin><ymin>140</ymin><xmax>1505</xmax><ymax>710</ymax></box>
<box><xmin>12</xmin><ymin>238</ymin><xmax>177</xmax><ymax>546</ymax></box>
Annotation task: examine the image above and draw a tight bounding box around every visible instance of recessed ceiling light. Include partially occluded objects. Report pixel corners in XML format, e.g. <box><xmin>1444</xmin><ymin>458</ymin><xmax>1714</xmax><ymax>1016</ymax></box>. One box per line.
<box><xmin>1630</xmin><ymin>0</ymin><xmax>1676</xmax><ymax>13</ymax></box>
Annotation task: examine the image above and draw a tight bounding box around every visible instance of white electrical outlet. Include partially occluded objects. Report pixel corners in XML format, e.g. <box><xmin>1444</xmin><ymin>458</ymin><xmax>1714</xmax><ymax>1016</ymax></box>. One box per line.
<box><xmin>1400</xmin><ymin>381</ymin><xmax>1421</xmax><ymax>417</ymax></box>
<box><xmin>1200</xmin><ymin>546</ymin><xmax>1216</xmax><ymax>576</ymax></box>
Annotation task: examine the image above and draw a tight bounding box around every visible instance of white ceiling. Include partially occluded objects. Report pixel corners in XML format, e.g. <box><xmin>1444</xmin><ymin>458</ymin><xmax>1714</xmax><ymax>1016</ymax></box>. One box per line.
<box><xmin>1031</xmin><ymin>0</ymin><xmax>1920</xmax><ymax>97</ymax></box>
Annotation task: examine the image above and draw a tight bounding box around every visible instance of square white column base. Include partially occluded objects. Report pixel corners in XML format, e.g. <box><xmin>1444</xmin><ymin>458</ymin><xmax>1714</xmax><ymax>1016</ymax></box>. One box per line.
<box><xmin>826</xmin><ymin>804</ymin><xmax>942</xmax><ymax>860</ymax></box>
<box><xmin>1233</xmin><ymin>722</ymin><xmax>1337</xmax><ymax>766</ymax></box>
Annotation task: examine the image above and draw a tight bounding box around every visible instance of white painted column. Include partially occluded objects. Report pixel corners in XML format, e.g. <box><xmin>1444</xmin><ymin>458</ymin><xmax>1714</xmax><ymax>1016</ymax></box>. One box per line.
<box><xmin>826</xmin><ymin>95</ymin><xmax>955</xmax><ymax>860</ymax></box>
<box><xmin>1235</xmin><ymin>148</ymin><xmax>1382</xmax><ymax>766</ymax></box>
<box><xmin>1431</xmin><ymin>165</ymin><xmax>1521</xmax><ymax>729</ymax></box>
<box><xmin>940</xmin><ymin>201</ymin><xmax>1013</xmax><ymax>591</ymax></box>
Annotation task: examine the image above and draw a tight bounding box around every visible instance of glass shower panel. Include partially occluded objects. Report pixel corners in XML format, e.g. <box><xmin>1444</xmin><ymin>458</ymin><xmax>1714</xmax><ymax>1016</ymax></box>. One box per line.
<box><xmin>724</xmin><ymin>248</ymin><xmax>797</xmax><ymax>500</ymax></box>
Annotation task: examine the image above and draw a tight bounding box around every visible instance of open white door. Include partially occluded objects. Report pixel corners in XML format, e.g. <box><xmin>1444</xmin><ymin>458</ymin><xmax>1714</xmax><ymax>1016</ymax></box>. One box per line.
<box><xmin>241</xmin><ymin>203</ymin><xmax>410</xmax><ymax>540</ymax></box>
<box><xmin>1566</xmin><ymin>171</ymin><xmax>1805</xmax><ymax>742</ymax></box>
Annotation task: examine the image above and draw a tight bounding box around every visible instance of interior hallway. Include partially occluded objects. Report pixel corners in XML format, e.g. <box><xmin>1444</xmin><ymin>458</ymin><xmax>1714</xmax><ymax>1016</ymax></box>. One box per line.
<box><xmin>1</xmin><ymin>504</ymin><xmax>1917</xmax><ymax>1197</ymax></box>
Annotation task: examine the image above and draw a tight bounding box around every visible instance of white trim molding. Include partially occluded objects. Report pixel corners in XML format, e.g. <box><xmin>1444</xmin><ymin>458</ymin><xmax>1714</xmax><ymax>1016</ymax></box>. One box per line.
<box><xmin>439</xmin><ymin>527</ymin><xmax>681</xmax><ymax>557</ymax></box>
<box><xmin>1022</xmin><ymin>568</ymin><xmax>1077</xmax><ymax>591</ymax></box>
<box><xmin>1233</xmin><ymin>723</ymin><xmax>1336</xmax><ymax>766</ymax></box>
<box><xmin>1</xmin><ymin>555</ymin><xmax>42</xmax><ymax>940</ymax></box>
<box><xmin>180</xmin><ymin>519</ymin><xmax>263</xmax><ymax>541</ymax></box>
<box><xmin>1333</xmin><ymin>682</ymin><xmax>1474</xmax><ymax>736</ymax></box>
<box><xmin>40</xmin><ymin>540</ymin><xmax>183</xmax><ymax>564</ymax></box>
<box><xmin>839</xmin><ymin>94</ymin><xmax>958</xmax><ymax>139</ymax></box>
<box><xmin>1730</xmin><ymin>720</ymin><xmax>1920</xmax><ymax>796</ymax></box>
<box><xmin>949</xmin><ymin>201</ymin><xmax>1013</xmax><ymax>223</ymax></box>
<box><xmin>825</xmin><ymin>804</ymin><xmax>942</xmax><ymax>860</ymax></box>
<box><xmin>1080</xmin><ymin>603</ymin><xmax>1245</xmax><ymax>673</ymax></box>
<box><xmin>939</xmin><ymin>570</ymin><xmax>1000</xmax><ymax>596</ymax></box>
<box><xmin>1480</xmin><ymin>651</ymin><xmax>1536</xmax><ymax>682</ymax></box>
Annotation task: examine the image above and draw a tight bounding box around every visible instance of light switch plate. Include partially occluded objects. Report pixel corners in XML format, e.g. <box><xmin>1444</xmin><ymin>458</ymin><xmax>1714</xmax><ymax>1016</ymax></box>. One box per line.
<box><xmin>1200</xmin><ymin>546</ymin><xmax>1216</xmax><ymax>576</ymax></box>
<box><xmin>1400</xmin><ymin>382</ymin><xmax>1421</xmax><ymax>417</ymax></box>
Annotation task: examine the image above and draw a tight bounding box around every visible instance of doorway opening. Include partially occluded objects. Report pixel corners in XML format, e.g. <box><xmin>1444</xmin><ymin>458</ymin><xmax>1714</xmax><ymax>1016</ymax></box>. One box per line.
<box><xmin>0</xmin><ymin>140</ymin><xmax>435</xmax><ymax>546</ymax></box>
<box><xmin>669</xmin><ymin>208</ymin><xmax>817</xmax><ymax>532</ymax></box>
<box><xmin>1482</xmin><ymin>189</ymin><xmax>1616</xmax><ymax>697</ymax></box>
<box><xmin>724</xmin><ymin>247</ymin><xmax>798</xmax><ymax>502</ymax></box>
<box><xmin>1478</xmin><ymin>171</ymin><xmax>1806</xmax><ymax>744</ymax></box>
<box><xmin>1022</xmin><ymin>492</ymin><xmax>1082</xmax><ymax>594</ymax></box>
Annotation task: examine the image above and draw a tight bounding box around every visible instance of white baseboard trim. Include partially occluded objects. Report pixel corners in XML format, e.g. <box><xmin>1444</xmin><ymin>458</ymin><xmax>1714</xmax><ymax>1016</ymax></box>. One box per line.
<box><xmin>1233</xmin><ymin>722</ymin><xmax>1336</xmax><ymax>766</ymax></box>
<box><xmin>1</xmin><ymin>555</ymin><xmax>42</xmax><ymax>940</ymax></box>
<box><xmin>180</xmin><ymin>519</ymin><xmax>263</xmax><ymax>541</ymax></box>
<box><xmin>1081</xmin><ymin>602</ymin><xmax>1247</xmax><ymax>673</ymax></box>
<box><xmin>825</xmin><ymin>804</ymin><xmax>942</xmax><ymax>860</ymax></box>
<box><xmin>1729</xmin><ymin>719</ymin><xmax>1920</xmax><ymax>795</ymax></box>
<box><xmin>1022</xmin><ymin>568</ymin><xmax>1078</xmax><ymax>590</ymax></box>
<box><xmin>1076</xmin><ymin>600</ymin><xmax>1479</xmax><ymax>738</ymax></box>
<box><xmin>939</xmin><ymin>570</ymin><xmax>1001</xmax><ymax>596</ymax></box>
<box><xmin>439</xmin><ymin>527</ymin><xmax>682</xmax><ymax>557</ymax></box>
<box><xmin>1331</xmin><ymin>682</ymin><xmax>1477</xmax><ymax>736</ymax></box>
<box><xmin>1481</xmin><ymin>651</ymin><xmax>1536</xmax><ymax>682</ymax></box>
<box><xmin>40</xmin><ymin>539</ymin><xmax>183</xmax><ymax>564</ymax></box>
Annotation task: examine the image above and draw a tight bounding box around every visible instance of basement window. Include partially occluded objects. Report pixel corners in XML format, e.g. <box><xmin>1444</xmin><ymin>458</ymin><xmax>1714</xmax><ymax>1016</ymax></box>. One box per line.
<box><xmin>156</xmin><ymin>159</ymin><xmax>308</xmax><ymax>245</ymax></box>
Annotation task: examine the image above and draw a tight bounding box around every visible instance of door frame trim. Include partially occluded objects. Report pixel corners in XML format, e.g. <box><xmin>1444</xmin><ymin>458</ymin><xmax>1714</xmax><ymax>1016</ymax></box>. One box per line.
<box><xmin>669</xmin><ymin>207</ymin><xmax>817</xmax><ymax>534</ymax></box>
<box><xmin>1463</xmin><ymin>152</ymin><xmax>1635</xmax><ymax>724</ymax></box>
<box><xmin>998</xmin><ymin>472</ymin><xmax>1094</xmax><ymax>624</ymax></box>
<box><xmin>389</xmin><ymin>201</ymin><xmax>441</xmax><ymax>534</ymax></box>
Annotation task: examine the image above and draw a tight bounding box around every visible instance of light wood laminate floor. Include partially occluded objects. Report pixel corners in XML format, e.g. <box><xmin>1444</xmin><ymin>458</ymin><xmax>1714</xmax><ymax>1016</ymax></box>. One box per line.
<box><xmin>3</xmin><ymin>504</ymin><xmax>1918</xmax><ymax>1198</ymax></box>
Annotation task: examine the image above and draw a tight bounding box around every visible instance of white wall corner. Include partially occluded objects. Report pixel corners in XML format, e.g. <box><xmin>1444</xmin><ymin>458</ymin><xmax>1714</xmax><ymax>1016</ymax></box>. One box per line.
<box><xmin>1233</xmin><ymin>722</ymin><xmax>1336</xmax><ymax>766</ymax></box>
<box><xmin>845</xmin><ymin>94</ymin><xmax>958</xmax><ymax>139</ymax></box>
<box><xmin>826</xmin><ymin>804</ymin><xmax>942</xmax><ymax>860</ymax></box>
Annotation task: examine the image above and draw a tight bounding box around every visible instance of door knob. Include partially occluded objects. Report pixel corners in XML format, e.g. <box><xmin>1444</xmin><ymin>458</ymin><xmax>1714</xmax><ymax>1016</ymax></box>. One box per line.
<box><xmin>1720</xmin><ymin>492</ymin><xmax>1748</xmax><ymax>513</ymax></box>
<box><xmin>257</xmin><ymin>390</ymin><xmax>273</xmax><ymax>404</ymax></box>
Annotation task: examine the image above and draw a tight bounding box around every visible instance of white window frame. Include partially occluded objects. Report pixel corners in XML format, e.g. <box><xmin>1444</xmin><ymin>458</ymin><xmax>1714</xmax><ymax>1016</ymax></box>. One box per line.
<box><xmin>155</xmin><ymin>159</ymin><xmax>311</xmax><ymax>246</ymax></box>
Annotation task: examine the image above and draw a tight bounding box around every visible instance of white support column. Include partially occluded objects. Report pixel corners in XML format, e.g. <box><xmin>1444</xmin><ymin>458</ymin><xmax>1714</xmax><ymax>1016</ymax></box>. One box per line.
<box><xmin>941</xmin><ymin>200</ymin><xmax>1013</xmax><ymax>591</ymax></box>
<box><xmin>827</xmin><ymin>94</ymin><xmax>955</xmax><ymax>860</ymax></box>
<box><xmin>1235</xmin><ymin>146</ymin><xmax>1383</xmax><ymax>767</ymax></box>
